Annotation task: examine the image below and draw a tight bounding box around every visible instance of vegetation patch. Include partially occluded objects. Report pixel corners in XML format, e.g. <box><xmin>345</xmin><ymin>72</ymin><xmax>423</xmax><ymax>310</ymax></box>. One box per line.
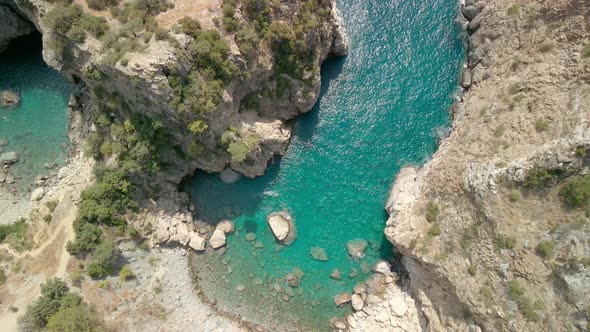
<box><xmin>507</xmin><ymin>280</ymin><xmax>544</xmax><ymax>321</ymax></box>
<box><xmin>0</xmin><ymin>218</ymin><xmax>33</xmax><ymax>252</ymax></box>
<box><xmin>20</xmin><ymin>278</ymin><xmax>105</xmax><ymax>330</ymax></box>
<box><xmin>536</xmin><ymin>240</ymin><xmax>556</xmax><ymax>259</ymax></box>
<box><xmin>559</xmin><ymin>174</ymin><xmax>590</xmax><ymax>208</ymax></box>
<box><xmin>425</xmin><ymin>201</ymin><xmax>439</xmax><ymax>223</ymax></box>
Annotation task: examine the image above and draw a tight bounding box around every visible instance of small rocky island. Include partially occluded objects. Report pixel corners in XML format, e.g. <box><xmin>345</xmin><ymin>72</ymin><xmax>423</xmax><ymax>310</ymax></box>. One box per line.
<box><xmin>0</xmin><ymin>90</ymin><xmax>20</xmax><ymax>107</ymax></box>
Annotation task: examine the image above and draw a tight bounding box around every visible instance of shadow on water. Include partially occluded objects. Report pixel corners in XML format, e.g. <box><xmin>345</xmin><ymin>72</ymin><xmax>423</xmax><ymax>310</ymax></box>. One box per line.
<box><xmin>295</xmin><ymin>55</ymin><xmax>346</xmax><ymax>143</ymax></box>
<box><xmin>186</xmin><ymin>55</ymin><xmax>347</xmax><ymax>224</ymax></box>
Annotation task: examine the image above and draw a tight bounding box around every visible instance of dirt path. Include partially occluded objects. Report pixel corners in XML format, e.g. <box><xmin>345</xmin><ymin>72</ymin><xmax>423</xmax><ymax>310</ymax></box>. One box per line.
<box><xmin>0</xmin><ymin>154</ymin><xmax>92</xmax><ymax>331</ymax></box>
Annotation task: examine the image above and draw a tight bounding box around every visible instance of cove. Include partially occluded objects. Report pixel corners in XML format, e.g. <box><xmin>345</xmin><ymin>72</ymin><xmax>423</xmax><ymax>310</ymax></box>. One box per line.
<box><xmin>0</xmin><ymin>32</ymin><xmax>71</xmax><ymax>193</ymax></box>
<box><xmin>187</xmin><ymin>0</ymin><xmax>465</xmax><ymax>330</ymax></box>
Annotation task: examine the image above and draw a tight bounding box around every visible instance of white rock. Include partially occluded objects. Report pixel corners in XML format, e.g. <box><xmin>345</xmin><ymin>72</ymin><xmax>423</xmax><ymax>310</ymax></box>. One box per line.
<box><xmin>334</xmin><ymin>293</ymin><xmax>351</xmax><ymax>307</ymax></box>
<box><xmin>188</xmin><ymin>231</ymin><xmax>206</xmax><ymax>251</ymax></box>
<box><xmin>31</xmin><ymin>187</ymin><xmax>45</xmax><ymax>201</ymax></box>
<box><xmin>351</xmin><ymin>294</ymin><xmax>364</xmax><ymax>311</ymax></box>
<box><xmin>216</xmin><ymin>220</ymin><xmax>234</xmax><ymax>234</ymax></box>
<box><xmin>267</xmin><ymin>211</ymin><xmax>292</xmax><ymax>241</ymax></box>
<box><xmin>389</xmin><ymin>294</ymin><xmax>409</xmax><ymax>317</ymax></box>
<box><xmin>209</xmin><ymin>228</ymin><xmax>226</xmax><ymax>249</ymax></box>
<box><xmin>373</xmin><ymin>260</ymin><xmax>392</xmax><ymax>276</ymax></box>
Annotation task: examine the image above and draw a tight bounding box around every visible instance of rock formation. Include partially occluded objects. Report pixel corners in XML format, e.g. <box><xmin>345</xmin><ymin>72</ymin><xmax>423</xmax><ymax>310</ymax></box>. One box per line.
<box><xmin>0</xmin><ymin>2</ymin><xmax>33</xmax><ymax>53</ymax></box>
<box><xmin>266</xmin><ymin>211</ymin><xmax>294</xmax><ymax>242</ymax></box>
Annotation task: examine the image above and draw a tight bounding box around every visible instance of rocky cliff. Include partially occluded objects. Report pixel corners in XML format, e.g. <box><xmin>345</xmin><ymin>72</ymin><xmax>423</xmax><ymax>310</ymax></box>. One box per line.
<box><xmin>383</xmin><ymin>0</ymin><xmax>590</xmax><ymax>331</ymax></box>
<box><xmin>0</xmin><ymin>0</ymin><xmax>34</xmax><ymax>53</ymax></box>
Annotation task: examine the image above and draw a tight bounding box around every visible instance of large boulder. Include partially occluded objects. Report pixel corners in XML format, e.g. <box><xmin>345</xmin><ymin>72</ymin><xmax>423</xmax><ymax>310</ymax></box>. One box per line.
<box><xmin>209</xmin><ymin>228</ymin><xmax>226</xmax><ymax>249</ymax></box>
<box><xmin>373</xmin><ymin>260</ymin><xmax>392</xmax><ymax>276</ymax></box>
<box><xmin>216</xmin><ymin>220</ymin><xmax>234</xmax><ymax>234</ymax></box>
<box><xmin>30</xmin><ymin>187</ymin><xmax>44</xmax><ymax>201</ymax></box>
<box><xmin>351</xmin><ymin>294</ymin><xmax>364</xmax><ymax>311</ymax></box>
<box><xmin>267</xmin><ymin>211</ymin><xmax>294</xmax><ymax>242</ymax></box>
<box><xmin>0</xmin><ymin>151</ymin><xmax>18</xmax><ymax>165</ymax></box>
<box><xmin>334</xmin><ymin>293</ymin><xmax>351</xmax><ymax>307</ymax></box>
<box><xmin>188</xmin><ymin>231</ymin><xmax>206</xmax><ymax>251</ymax></box>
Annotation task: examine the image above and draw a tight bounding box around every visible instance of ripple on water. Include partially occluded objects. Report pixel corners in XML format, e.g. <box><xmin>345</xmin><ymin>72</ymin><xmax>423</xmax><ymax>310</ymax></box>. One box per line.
<box><xmin>187</xmin><ymin>0</ymin><xmax>465</xmax><ymax>330</ymax></box>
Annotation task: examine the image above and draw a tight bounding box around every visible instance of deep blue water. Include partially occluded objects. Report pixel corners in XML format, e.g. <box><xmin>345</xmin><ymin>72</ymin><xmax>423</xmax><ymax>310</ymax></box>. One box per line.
<box><xmin>188</xmin><ymin>0</ymin><xmax>465</xmax><ymax>330</ymax></box>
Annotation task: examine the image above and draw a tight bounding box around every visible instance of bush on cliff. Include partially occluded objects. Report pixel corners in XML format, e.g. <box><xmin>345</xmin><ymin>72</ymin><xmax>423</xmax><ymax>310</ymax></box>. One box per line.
<box><xmin>20</xmin><ymin>278</ymin><xmax>104</xmax><ymax>331</ymax></box>
<box><xmin>86</xmin><ymin>239</ymin><xmax>119</xmax><ymax>279</ymax></box>
<box><xmin>560</xmin><ymin>174</ymin><xmax>590</xmax><ymax>208</ymax></box>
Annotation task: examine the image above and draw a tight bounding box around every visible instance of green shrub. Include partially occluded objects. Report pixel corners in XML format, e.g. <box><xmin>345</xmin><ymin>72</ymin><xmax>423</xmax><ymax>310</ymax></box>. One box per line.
<box><xmin>583</xmin><ymin>43</ymin><xmax>590</xmax><ymax>58</ymax></box>
<box><xmin>496</xmin><ymin>234</ymin><xmax>516</xmax><ymax>250</ymax></box>
<box><xmin>22</xmin><ymin>278</ymin><xmax>70</xmax><ymax>328</ymax></box>
<box><xmin>46</xmin><ymin>305</ymin><xmax>103</xmax><ymax>332</ymax></box>
<box><xmin>494</xmin><ymin>125</ymin><xmax>505</xmax><ymax>137</ymax></box>
<box><xmin>534</xmin><ymin>119</ymin><xmax>549</xmax><ymax>132</ymax></box>
<box><xmin>66</xmin><ymin>221</ymin><xmax>103</xmax><ymax>255</ymax></box>
<box><xmin>119</xmin><ymin>265</ymin><xmax>135</xmax><ymax>281</ymax></box>
<box><xmin>560</xmin><ymin>175</ymin><xmax>590</xmax><ymax>208</ymax></box>
<box><xmin>45</xmin><ymin>200</ymin><xmax>59</xmax><ymax>213</ymax></box>
<box><xmin>509</xmin><ymin>190</ymin><xmax>521</xmax><ymax>202</ymax></box>
<box><xmin>227</xmin><ymin>140</ymin><xmax>250</xmax><ymax>163</ymax></box>
<box><xmin>69</xmin><ymin>271</ymin><xmax>84</xmax><ymax>287</ymax></box>
<box><xmin>523</xmin><ymin>167</ymin><xmax>560</xmax><ymax>189</ymax></box>
<box><xmin>536</xmin><ymin>240</ymin><xmax>556</xmax><ymax>259</ymax></box>
<box><xmin>428</xmin><ymin>223</ymin><xmax>442</xmax><ymax>237</ymax></box>
<box><xmin>86</xmin><ymin>239</ymin><xmax>119</xmax><ymax>279</ymax></box>
<box><xmin>507</xmin><ymin>4</ymin><xmax>520</xmax><ymax>15</ymax></box>
<box><xmin>86</xmin><ymin>0</ymin><xmax>118</xmax><ymax>10</ymax></box>
<box><xmin>0</xmin><ymin>218</ymin><xmax>28</xmax><ymax>243</ymax></box>
<box><xmin>0</xmin><ymin>268</ymin><xmax>6</xmax><ymax>286</ymax></box>
<box><xmin>425</xmin><ymin>201</ymin><xmax>439</xmax><ymax>223</ymax></box>
<box><xmin>235</xmin><ymin>26</ymin><xmax>259</xmax><ymax>57</ymax></box>
<box><xmin>188</xmin><ymin>120</ymin><xmax>208</xmax><ymax>134</ymax></box>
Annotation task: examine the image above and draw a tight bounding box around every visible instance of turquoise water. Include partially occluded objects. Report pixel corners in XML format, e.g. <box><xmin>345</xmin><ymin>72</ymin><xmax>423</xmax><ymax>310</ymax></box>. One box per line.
<box><xmin>0</xmin><ymin>33</ymin><xmax>71</xmax><ymax>191</ymax></box>
<box><xmin>188</xmin><ymin>0</ymin><xmax>465</xmax><ymax>330</ymax></box>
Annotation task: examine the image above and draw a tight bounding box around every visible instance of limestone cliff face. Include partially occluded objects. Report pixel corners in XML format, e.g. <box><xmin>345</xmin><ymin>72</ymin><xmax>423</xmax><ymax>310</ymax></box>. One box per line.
<box><xmin>6</xmin><ymin>0</ymin><xmax>348</xmax><ymax>183</ymax></box>
<box><xmin>0</xmin><ymin>0</ymin><xmax>34</xmax><ymax>53</ymax></box>
<box><xmin>384</xmin><ymin>1</ymin><xmax>590</xmax><ymax>331</ymax></box>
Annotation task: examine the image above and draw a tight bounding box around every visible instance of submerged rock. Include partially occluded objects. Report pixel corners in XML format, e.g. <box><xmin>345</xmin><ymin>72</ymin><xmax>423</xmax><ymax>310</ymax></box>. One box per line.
<box><xmin>330</xmin><ymin>269</ymin><xmax>341</xmax><ymax>280</ymax></box>
<box><xmin>334</xmin><ymin>293</ymin><xmax>351</xmax><ymax>307</ymax></box>
<box><xmin>245</xmin><ymin>232</ymin><xmax>257</xmax><ymax>241</ymax></box>
<box><xmin>346</xmin><ymin>239</ymin><xmax>368</xmax><ymax>258</ymax></box>
<box><xmin>310</xmin><ymin>247</ymin><xmax>328</xmax><ymax>261</ymax></box>
<box><xmin>0</xmin><ymin>90</ymin><xmax>20</xmax><ymax>107</ymax></box>
<box><xmin>219</xmin><ymin>168</ymin><xmax>241</xmax><ymax>184</ymax></box>
<box><xmin>285</xmin><ymin>273</ymin><xmax>299</xmax><ymax>287</ymax></box>
<box><xmin>216</xmin><ymin>220</ymin><xmax>234</xmax><ymax>234</ymax></box>
<box><xmin>0</xmin><ymin>151</ymin><xmax>18</xmax><ymax>165</ymax></box>
<box><xmin>330</xmin><ymin>317</ymin><xmax>347</xmax><ymax>330</ymax></box>
<box><xmin>0</xmin><ymin>138</ymin><xmax>8</xmax><ymax>146</ymax></box>
<box><xmin>267</xmin><ymin>211</ymin><xmax>294</xmax><ymax>242</ymax></box>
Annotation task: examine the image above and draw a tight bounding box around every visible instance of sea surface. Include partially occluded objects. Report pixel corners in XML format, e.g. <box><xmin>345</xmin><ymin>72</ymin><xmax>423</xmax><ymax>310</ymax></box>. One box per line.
<box><xmin>0</xmin><ymin>33</ymin><xmax>71</xmax><ymax>192</ymax></box>
<box><xmin>188</xmin><ymin>0</ymin><xmax>465</xmax><ymax>329</ymax></box>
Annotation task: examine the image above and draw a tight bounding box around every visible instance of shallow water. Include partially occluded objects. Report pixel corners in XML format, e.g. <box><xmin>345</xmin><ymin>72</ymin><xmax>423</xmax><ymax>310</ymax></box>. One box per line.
<box><xmin>187</xmin><ymin>0</ymin><xmax>465</xmax><ymax>329</ymax></box>
<box><xmin>0</xmin><ymin>33</ymin><xmax>71</xmax><ymax>192</ymax></box>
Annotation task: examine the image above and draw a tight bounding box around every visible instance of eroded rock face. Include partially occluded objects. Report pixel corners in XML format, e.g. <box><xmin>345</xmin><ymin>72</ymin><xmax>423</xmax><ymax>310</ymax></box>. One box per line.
<box><xmin>0</xmin><ymin>4</ymin><xmax>33</xmax><ymax>54</ymax></box>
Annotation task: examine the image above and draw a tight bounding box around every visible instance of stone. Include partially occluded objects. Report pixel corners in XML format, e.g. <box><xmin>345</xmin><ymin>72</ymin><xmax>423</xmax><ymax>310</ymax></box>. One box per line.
<box><xmin>209</xmin><ymin>229</ymin><xmax>226</xmax><ymax>249</ymax></box>
<box><xmin>0</xmin><ymin>151</ymin><xmax>18</xmax><ymax>165</ymax></box>
<box><xmin>462</xmin><ymin>68</ymin><xmax>472</xmax><ymax>88</ymax></box>
<box><xmin>346</xmin><ymin>239</ymin><xmax>368</xmax><ymax>258</ymax></box>
<box><xmin>353</xmin><ymin>284</ymin><xmax>366</xmax><ymax>295</ymax></box>
<box><xmin>334</xmin><ymin>293</ymin><xmax>351</xmax><ymax>307</ymax></box>
<box><xmin>0</xmin><ymin>90</ymin><xmax>20</xmax><ymax>107</ymax></box>
<box><xmin>245</xmin><ymin>232</ymin><xmax>257</xmax><ymax>241</ymax></box>
<box><xmin>389</xmin><ymin>294</ymin><xmax>409</xmax><ymax>317</ymax></box>
<box><xmin>461</xmin><ymin>5</ymin><xmax>480</xmax><ymax>21</ymax></box>
<box><xmin>285</xmin><ymin>273</ymin><xmax>299</xmax><ymax>287</ymax></box>
<box><xmin>267</xmin><ymin>211</ymin><xmax>293</xmax><ymax>241</ymax></box>
<box><xmin>310</xmin><ymin>247</ymin><xmax>328</xmax><ymax>261</ymax></box>
<box><xmin>219</xmin><ymin>168</ymin><xmax>241</xmax><ymax>184</ymax></box>
<box><xmin>351</xmin><ymin>294</ymin><xmax>364</xmax><ymax>311</ymax></box>
<box><xmin>0</xmin><ymin>138</ymin><xmax>7</xmax><ymax>146</ymax></box>
<box><xmin>360</xmin><ymin>260</ymin><xmax>371</xmax><ymax>274</ymax></box>
<box><xmin>216</xmin><ymin>220</ymin><xmax>234</xmax><ymax>234</ymax></box>
<box><xmin>330</xmin><ymin>269</ymin><xmax>341</xmax><ymax>280</ymax></box>
<box><xmin>236</xmin><ymin>284</ymin><xmax>245</xmax><ymax>292</ymax></box>
<box><xmin>329</xmin><ymin>317</ymin><xmax>347</xmax><ymax>330</ymax></box>
<box><xmin>373</xmin><ymin>260</ymin><xmax>392</xmax><ymax>276</ymax></box>
<box><xmin>174</xmin><ymin>223</ymin><xmax>190</xmax><ymax>245</ymax></box>
<box><xmin>31</xmin><ymin>187</ymin><xmax>45</xmax><ymax>201</ymax></box>
<box><xmin>188</xmin><ymin>231</ymin><xmax>206</xmax><ymax>251</ymax></box>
